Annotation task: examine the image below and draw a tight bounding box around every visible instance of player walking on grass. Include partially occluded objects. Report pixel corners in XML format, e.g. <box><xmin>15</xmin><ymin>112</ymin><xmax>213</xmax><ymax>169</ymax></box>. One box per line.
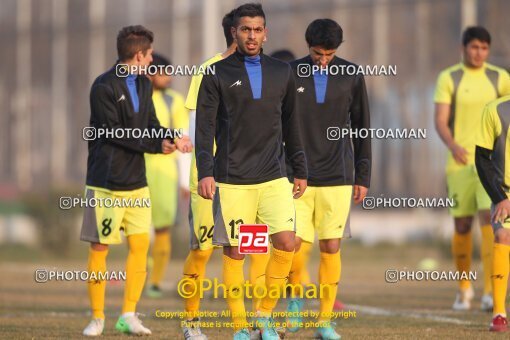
<box><xmin>179</xmin><ymin>9</ymin><xmax>243</xmax><ymax>340</ymax></box>
<box><xmin>434</xmin><ymin>26</ymin><xmax>510</xmax><ymax>311</ymax></box>
<box><xmin>195</xmin><ymin>4</ymin><xmax>307</xmax><ymax>340</ymax></box>
<box><xmin>80</xmin><ymin>25</ymin><xmax>191</xmax><ymax>336</ymax></box>
<box><xmin>145</xmin><ymin>53</ymin><xmax>190</xmax><ymax>299</ymax></box>
<box><xmin>476</xmin><ymin>95</ymin><xmax>510</xmax><ymax>332</ymax></box>
<box><xmin>182</xmin><ymin>9</ymin><xmax>274</xmax><ymax>339</ymax></box>
<box><xmin>285</xmin><ymin>19</ymin><xmax>371</xmax><ymax>340</ymax></box>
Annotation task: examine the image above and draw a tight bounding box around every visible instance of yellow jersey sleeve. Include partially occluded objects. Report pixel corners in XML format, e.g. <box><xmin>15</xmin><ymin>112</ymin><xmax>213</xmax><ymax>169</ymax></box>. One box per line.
<box><xmin>152</xmin><ymin>91</ymin><xmax>171</xmax><ymax>128</ymax></box>
<box><xmin>184</xmin><ymin>73</ymin><xmax>204</xmax><ymax>111</ymax></box>
<box><xmin>434</xmin><ymin>70</ymin><xmax>454</xmax><ymax>104</ymax></box>
<box><xmin>166</xmin><ymin>89</ymin><xmax>189</xmax><ymax>130</ymax></box>
<box><xmin>498</xmin><ymin>70</ymin><xmax>510</xmax><ymax>97</ymax></box>
<box><xmin>185</xmin><ymin>53</ymin><xmax>223</xmax><ymax>189</ymax></box>
<box><xmin>477</xmin><ymin>101</ymin><xmax>502</xmax><ymax>150</ymax></box>
<box><xmin>184</xmin><ymin>53</ymin><xmax>223</xmax><ymax>111</ymax></box>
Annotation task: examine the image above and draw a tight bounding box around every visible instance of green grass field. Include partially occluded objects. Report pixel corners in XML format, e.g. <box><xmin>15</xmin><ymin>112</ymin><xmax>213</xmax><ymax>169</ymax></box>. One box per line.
<box><xmin>0</xmin><ymin>241</ymin><xmax>507</xmax><ymax>339</ymax></box>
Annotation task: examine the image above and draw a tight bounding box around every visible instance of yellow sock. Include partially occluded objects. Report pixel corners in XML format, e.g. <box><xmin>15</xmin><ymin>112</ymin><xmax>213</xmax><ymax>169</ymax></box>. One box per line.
<box><xmin>249</xmin><ymin>253</ymin><xmax>270</xmax><ymax>312</ymax></box>
<box><xmin>318</xmin><ymin>251</ymin><xmax>341</xmax><ymax>323</ymax></box>
<box><xmin>300</xmin><ymin>241</ymin><xmax>313</xmax><ymax>286</ymax></box>
<box><xmin>87</xmin><ymin>248</ymin><xmax>109</xmax><ymax>319</ymax></box>
<box><xmin>122</xmin><ymin>233</ymin><xmax>150</xmax><ymax>314</ymax></box>
<box><xmin>492</xmin><ymin>243</ymin><xmax>510</xmax><ymax>316</ymax></box>
<box><xmin>452</xmin><ymin>231</ymin><xmax>472</xmax><ymax>290</ymax></box>
<box><xmin>258</xmin><ymin>248</ymin><xmax>294</xmax><ymax>316</ymax></box>
<box><xmin>150</xmin><ymin>231</ymin><xmax>171</xmax><ymax>286</ymax></box>
<box><xmin>289</xmin><ymin>243</ymin><xmax>307</xmax><ymax>297</ymax></box>
<box><xmin>223</xmin><ymin>255</ymin><xmax>248</xmax><ymax>330</ymax></box>
<box><xmin>480</xmin><ymin>225</ymin><xmax>494</xmax><ymax>295</ymax></box>
<box><xmin>183</xmin><ymin>248</ymin><xmax>213</xmax><ymax>317</ymax></box>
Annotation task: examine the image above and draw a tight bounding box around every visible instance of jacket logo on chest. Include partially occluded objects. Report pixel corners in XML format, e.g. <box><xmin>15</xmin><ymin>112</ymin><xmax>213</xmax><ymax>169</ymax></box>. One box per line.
<box><xmin>117</xmin><ymin>94</ymin><xmax>126</xmax><ymax>102</ymax></box>
<box><xmin>229</xmin><ymin>80</ymin><xmax>242</xmax><ymax>87</ymax></box>
<box><xmin>297</xmin><ymin>87</ymin><xmax>305</xmax><ymax>93</ymax></box>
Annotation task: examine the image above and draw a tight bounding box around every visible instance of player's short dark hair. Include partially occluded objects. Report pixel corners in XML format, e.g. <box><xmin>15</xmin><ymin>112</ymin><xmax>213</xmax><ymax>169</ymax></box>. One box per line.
<box><xmin>151</xmin><ymin>53</ymin><xmax>171</xmax><ymax>67</ymax></box>
<box><xmin>117</xmin><ymin>25</ymin><xmax>154</xmax><ymax>61</ymax></box>
<box><xmin>270</xmin><ymin>49</ymin><xmax>296</xmax><ymax>62</ymax></box>
<box><xmin>233</xmin><ymin>3</ymin><xmax>266</xmax><ymax>28</ymax></box>
<box><xmin>305</xmin><ymin>19</ymin><xmax>343</xmax><ymax>50</ymax></box>
<box><xmin>462</xmin><ymin>26</ymin><xmax>491</xmax><ymax>46</ymax></box>
<box><xmin>222</xmin><ymin>9</ymin><xmax>236</xmax><ymax>47</ymax></box>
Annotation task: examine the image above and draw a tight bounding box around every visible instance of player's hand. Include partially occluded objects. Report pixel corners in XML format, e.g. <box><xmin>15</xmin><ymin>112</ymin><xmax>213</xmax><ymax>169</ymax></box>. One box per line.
<box><xmin>174</xmin><ymin>135</ymin><xmax>193</xmax><ymax>153</ymax></box>
<box><xmin>493</xmin><ymin>199</ymin><xmax>510</xmax><ymax>224</ymax></box>
<box><xmin>161</xmin><ymin>139</ymin><xmax>177</xmax><ymax>154</ymax></box>
<box><xmin>449</xmin><ymin>143</ymin><xmax>468</xmax><ymax>165</ymax></box>
<box><xmin>198</xmin><ymin>177</ymin><xmax>216</xmax><ymax>200</ymax></box>
<box><xmin>292</xmin><ymin>178</ymin><xmax>307</xmax><ymax>199</ymax></box>
<box><xmin>353</xmin><ymin>185</ymin><xmax>368</xmax><ymax>204</ymax></box>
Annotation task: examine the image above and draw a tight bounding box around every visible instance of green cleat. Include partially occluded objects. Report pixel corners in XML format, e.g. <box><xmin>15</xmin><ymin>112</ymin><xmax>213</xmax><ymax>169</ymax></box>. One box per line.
<box><xmin>146</xmin><ymin>284</ymin><xmax>163</xmax><ymax>298</ymax></box>
<box><xmin>315</xmin><ymin>321</ymin><xmax>341</xmax><ymax>340</ymax></box>
<box><xmin>285</xmin><ymin>298</ymin><xmax>303</xmax><ymax>332</ymax></box>
<box><xmin>115</xmin><ymin>314</ymin><xmax>152</xmax><ymax>335</ymax></box>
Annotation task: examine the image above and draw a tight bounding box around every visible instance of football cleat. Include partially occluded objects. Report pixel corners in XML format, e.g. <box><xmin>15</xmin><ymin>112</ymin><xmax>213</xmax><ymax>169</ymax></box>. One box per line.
<box><xmin>83</xmin><ymin>318</ymin><xmax>104</xmax><ymax>337</ymax></box>
<box><xmin>183</xmin><ymin>318</ymin><xmax>208</xmax><ymax>339</ymax></box>
<box><xmin>254</xmin><ymin>317</ymin><xmax>279</xmax><ymax>340</ymax></box>
<box><xmin>286</xmin><ymin>298</ymin><xmax>303</xmax><ymax>333</ymax></box>
<box><xmin>115</xmin><ymin>313</ymin><xmax>151</xmax><ymax>335</ymax></box>
<box><xmin>315</xmin><ymin>321</ymin><xmax>341</xmax><ymax>340</ymax></box>
<box><xmin>452</xmin><ymin>286</ymin><xmax>474</xmax><ymax>310</ymax></box>
<box><xmin>480</xmin><ymin>293</ymin><xmax>493</xmax><ymax>312</ymax></box>
<box><xmin>489</xmin><ymin>314</ymin><xmax>508</xmax><ymax>332</ymax></box>
<box><xmin>146</xmin><ymin>284</ymin><xmax>163</xmax><ymax>298</ymax></box>
<box><xmin>233</xmin><ymin>328</ymin><xmax>251</xmax><ymax>340</ymax></box>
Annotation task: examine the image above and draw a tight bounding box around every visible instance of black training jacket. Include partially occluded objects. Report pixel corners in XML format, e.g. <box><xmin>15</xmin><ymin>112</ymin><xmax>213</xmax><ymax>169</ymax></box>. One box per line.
<box><xmin>288</xmin><ymin>55</ymin><xmax>371</xmax><ymax>187</ymax></box>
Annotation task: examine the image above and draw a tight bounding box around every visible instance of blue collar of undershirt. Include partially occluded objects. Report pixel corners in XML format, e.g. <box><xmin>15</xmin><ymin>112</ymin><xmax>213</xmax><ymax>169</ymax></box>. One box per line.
<box><xmin>313</xmin><ymin>69</ymin><xmax>328</xmax><ymax>104</ymax></box>
<box><xmin>125</xmin><ymin>74</ymin><xmax>139</xmax><ymax>112</ymax></box>
<box><xmin>244</xmin><ymin>55</ymin><xmax>262</xmax><ymax>99</ymax></box>
<box><xmin>244</xmin><ymin>54</ymin><xmax>261</xmax><ymax>64</ymax></box>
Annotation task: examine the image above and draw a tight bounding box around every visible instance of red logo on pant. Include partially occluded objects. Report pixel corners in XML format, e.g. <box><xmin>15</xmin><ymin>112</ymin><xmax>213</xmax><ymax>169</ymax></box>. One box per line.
<box><xmin>238</xmin><ymin>224</ymin><xmax>269</xmax><ymax>254</ymax></box>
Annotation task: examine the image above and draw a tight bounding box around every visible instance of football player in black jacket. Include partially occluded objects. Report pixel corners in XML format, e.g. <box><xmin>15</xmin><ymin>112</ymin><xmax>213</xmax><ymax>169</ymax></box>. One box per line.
<box><xmin>81</xmin><ymin>25</ymin><xmax>191</xmax><ymax>337</ymax></box>
<box><xmin>286</xmin><ymin>19</ymin><xmax>371</xmax><ymax>340</ymax></box>
<box><xmin>195</xmin><ymin>3</ymin><xmax>307</xmax><ymax>340</ymax></box>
